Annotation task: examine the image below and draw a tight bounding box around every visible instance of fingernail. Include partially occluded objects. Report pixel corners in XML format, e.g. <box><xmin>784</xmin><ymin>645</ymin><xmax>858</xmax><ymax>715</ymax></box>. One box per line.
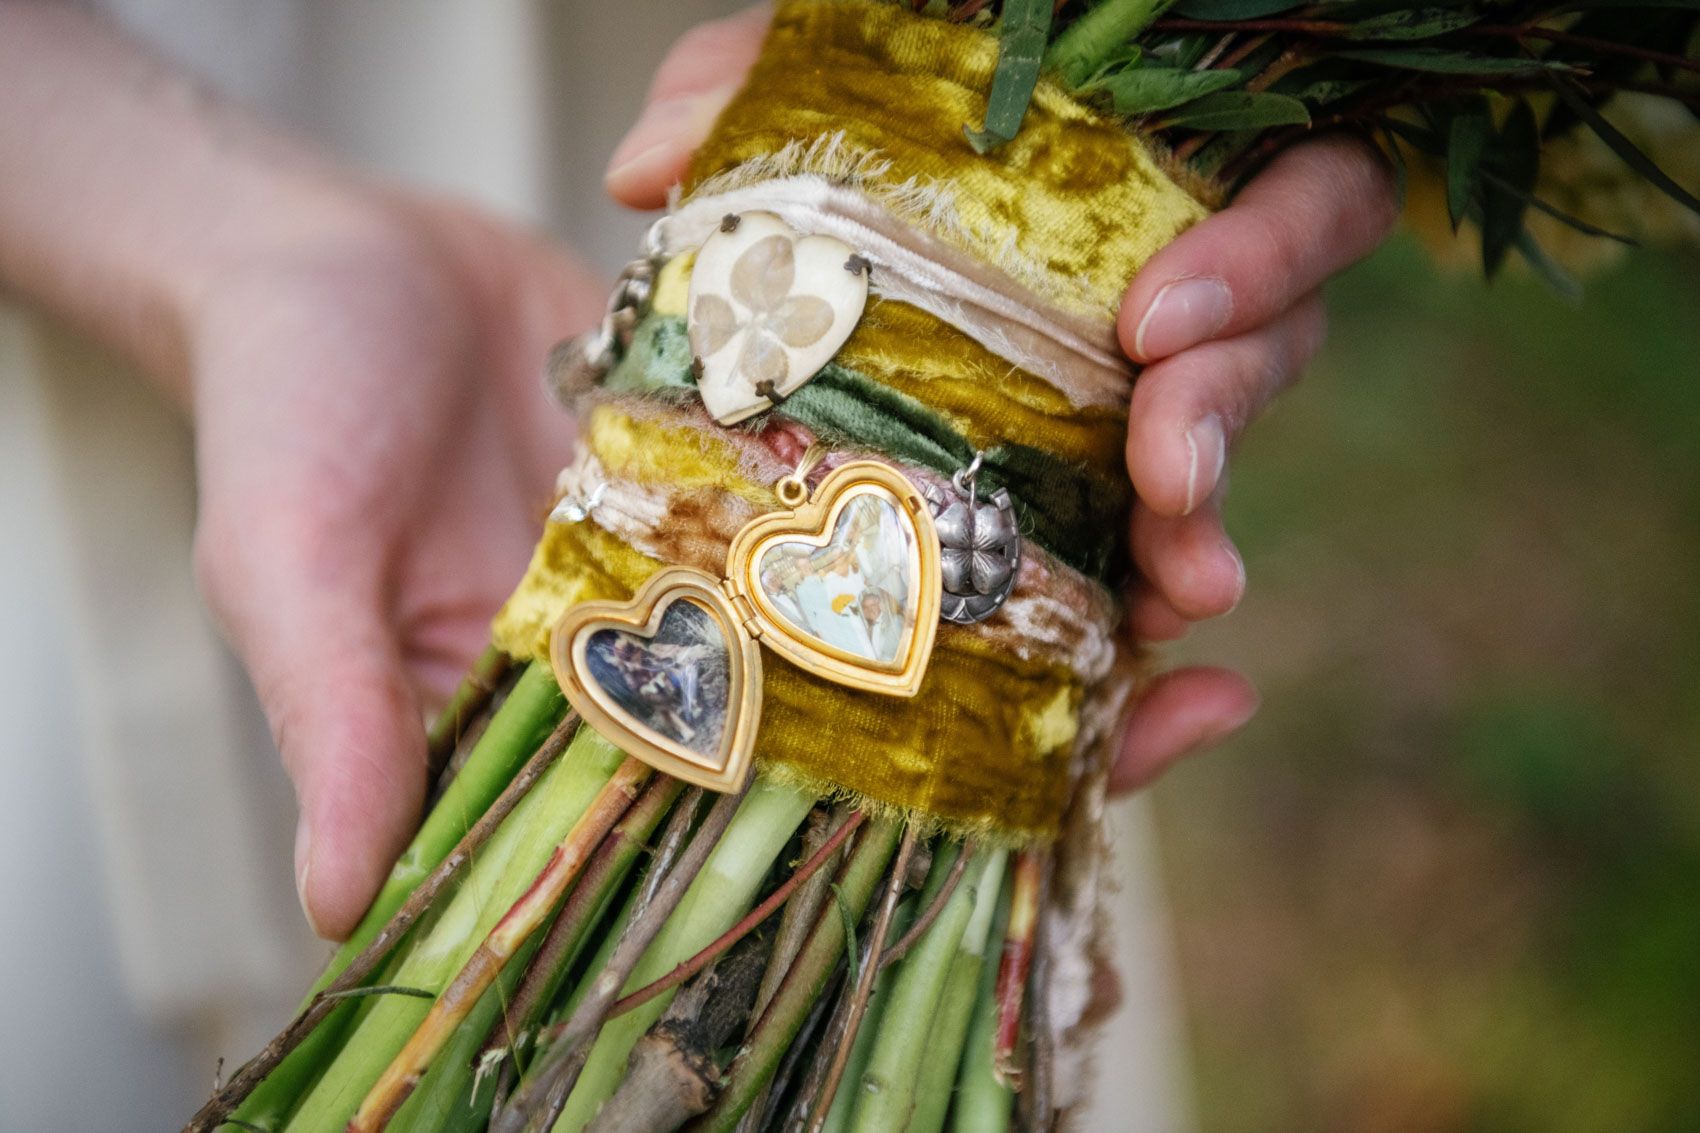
<box><xmin>294</xmin><ymin>812</ymin><xmax>324</xmax><ymax>937</ymax></box>
<box><xmin>1222</xmin><ymin>537</ymin><xmax>1247</xmax><ymax>613</ymax></box>
<box><xmin>605</xmin><ymin>85</ymin><xmax>740</xmax><ymax>194</ymax></box>
<box><xmin>1182</xmin><ymin>414</ymin><xmax>1226</xmax><ymax>515</ymax></box>
<box><xmin>1133</xmin><ymin>277</ymin><xmax>1232</xmax><ymax>361</ymax></box>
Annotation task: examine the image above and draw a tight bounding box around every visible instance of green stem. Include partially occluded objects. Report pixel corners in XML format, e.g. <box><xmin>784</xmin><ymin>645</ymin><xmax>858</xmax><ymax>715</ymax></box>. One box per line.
<box><xmin>948</xmin><ymin>882</ymin><xmax>1015</xmax><ymax>1133</ymax></box>
<box><xmin>333</xmin><ymin>664</ymin><xmax>567</xmax><ymax>982</ymax></box>
<box><xmin>684</xmin><ymin>817</ymin><xmax>904</xmax><ymax>1133</ymax></box>
<box><xmin>489</xmin><ymin>777</ymin><xmax>687</xmax><ymax>1075</ymax></box>
<box><xmin>552</xmin><ymin>778</ymin><xmax>816</xmax><ymax>1133</ymax></box>
<box><xmin>386</xmin><ymin>931</ymin><xmax>545</xmax><ymax>1133</ymax></box>
<box><xmin>902</xmin><ymin>850</ymin><xmax>1007</xmax><ymax>1133</ymax></box>
<box><xmin>819</xmin><ymin>891</ymin><xmax>920</xmax><ymax>1133</ymax></box>
<box><xmin>848</xmin><ymin>845</ymin><xmax>989</xmax><ymax>1133</ymax></box>
<box><xmin>426</xmin><ymin>646</ymin><xmax>512</xmax><ymax>764</ymax></box>
<box><xmin>230</xmin><ymin>664</ymin><xmax>565</xmax><ymax>1130</ymax></box>
<box><xmin>283</xmin><ymin>725</ymin><xmax>624</xmax><ymax>1133</ymax></box>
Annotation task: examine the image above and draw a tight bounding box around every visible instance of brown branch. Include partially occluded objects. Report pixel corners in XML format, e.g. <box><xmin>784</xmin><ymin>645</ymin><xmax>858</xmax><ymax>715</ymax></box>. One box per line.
<box><xmin>1152</xmin><ymin>15</ymin><xmax>1700</xmax><ymax>78</ymax></box>
<box><xmin>479</xmin><ymin>774</ymin><xmax>688</xmax><ymax>1073</ymax></box>
<box><xmin>495</xmin><ymin>785</ymin><xmax>748</xmax><ymax>1133</ymax></box>
<box><xmin>993</xmin><ymin>850</ymin><xmax>1045</xmax><ymax>1088</ymax></box>
<box><xmin>584</xmin><ymin>932</ymin><xmax>774</xmax><ymax>1133</ymax></box>
<box><xmin>181</xmin><ymin>712</ymin><xmax>578</xmax><ymax>1133</ymax></box>
<box><xmin>1480</xmin><ymin>23</ymin><xmax>1700</xmax><ymax>77</ymax></box>
<box><xmin>1017</xmin><ymin>854</ymin><xmax>1055</xmax><ymax>1133</ymax></box>
<box><xmin>609</xmin><ymin>811</ymin><xmax>867</xmax><ymax>1018</ymax></box>
<box><xmin>350</xmin><ymin>757</ymin><xmax>654</xmax><ymax>1132</ymax></box>
<box><xmin>731</xmin><ymin>809</ymin><xmax>856</xmax><ymax>1133</ymax></box>
<box><xmin>803</xmin><ymin>823</ymin><xmax>921</xmax><ymax>1133</ymax></box>
<box><xmin>878</xmin><ymin>839</ymin><xmax>975</xmax><ymax>973</ymax></box>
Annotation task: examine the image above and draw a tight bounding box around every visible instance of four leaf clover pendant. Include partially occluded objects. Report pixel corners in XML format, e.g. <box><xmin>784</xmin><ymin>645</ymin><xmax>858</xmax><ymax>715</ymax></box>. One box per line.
<box><xmin>688</xmin><ymin>212</ymin><xmax>868</xmax><ymax>425</ymax></box>
<box><xmin>550</xmin><ymin>459</ymin><xmax>941</xmax><ymax>793</ymax></box>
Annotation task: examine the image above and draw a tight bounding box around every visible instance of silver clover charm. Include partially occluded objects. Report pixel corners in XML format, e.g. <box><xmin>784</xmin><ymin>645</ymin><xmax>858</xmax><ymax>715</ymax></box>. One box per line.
<box><xmin>922</xmin><ymin>456</ymin><xmax>1021</xmax><ymax>625</ymax></box>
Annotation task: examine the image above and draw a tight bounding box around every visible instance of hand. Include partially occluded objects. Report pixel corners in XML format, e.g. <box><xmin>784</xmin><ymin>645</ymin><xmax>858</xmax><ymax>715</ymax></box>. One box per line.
<box><xmin>603</xmin><ymin>7</ymin><xmax>1400</xmax><ymax>792</ymax></box>
<box><xmin>1</xmin><ymin>5</ymin><xmax>613</xmax><ymax>940</ymax></box>
<box><xmin>187</xmin><ymin>190</ymin><xmax>604</xmax><ymax>939</ymax></box>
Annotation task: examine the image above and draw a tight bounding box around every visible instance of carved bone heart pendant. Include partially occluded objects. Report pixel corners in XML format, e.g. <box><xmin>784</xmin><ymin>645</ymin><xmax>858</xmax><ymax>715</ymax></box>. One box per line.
<box><xmin>687</xmin><ymin>212</ymin><xmax>868</xmax><ymax>425</ymax></box>
<box><xmin>550</xmin><ymin>568</ymin><xmax>763</xmax><ymax>792</ymax></box>
<box><xmin>727</xmin><ymin>461</ymin><xmax>941</xmax><ymax>698</ymax></box>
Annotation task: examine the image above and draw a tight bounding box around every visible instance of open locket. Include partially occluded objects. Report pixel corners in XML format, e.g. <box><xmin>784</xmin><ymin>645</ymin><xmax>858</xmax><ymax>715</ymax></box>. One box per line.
<box><xmin>549</xmin><ymin>459</ymin><xmax>941</xmax><ymax>792</ymax></box>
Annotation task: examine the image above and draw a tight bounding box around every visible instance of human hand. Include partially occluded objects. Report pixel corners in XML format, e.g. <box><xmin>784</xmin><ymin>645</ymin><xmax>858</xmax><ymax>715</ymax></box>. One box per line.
<box><xmin>0</xmin><ymin>4</ymin><xmax>607</xmax><ymax>940</ymax></box>
<box><xmin>601</xmin><ymin>7</ymin><xmax>1399</xmax><ymax>792</ymax></box>
<box><xmin>186</xmin><ymin>190</ymin><xmax>604</xmax><ymax>939</ymax></box>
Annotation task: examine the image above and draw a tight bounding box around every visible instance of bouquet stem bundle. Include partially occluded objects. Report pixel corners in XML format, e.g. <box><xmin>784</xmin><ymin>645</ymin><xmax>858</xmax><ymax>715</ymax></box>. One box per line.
<box><xmin>193</xmin><ymin>662</ymin><xmax>1030</xmax><ymax>1133</ymax></box>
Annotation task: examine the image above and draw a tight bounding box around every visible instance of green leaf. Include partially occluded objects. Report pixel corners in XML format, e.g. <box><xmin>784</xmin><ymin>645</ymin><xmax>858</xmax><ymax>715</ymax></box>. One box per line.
<box><xmin>1173</xmin><ymin>0</ymin><xmax>1306</xmax><ymax>19</ymax></box>
<box><xmin>1047</xmin><ymin>0</ymin><xmax>1175</xmax><ymax>87</ymax></box>
<box><xmin>832</xmin><ymin>883</ymin><xmax>861</xmax><ymax>989</ymax></box>
<box><xmin>1159</xmin><ymin>90</ymin><xmax>1312</xmax><ymax>130</ymax></box>
<box><xmin>1333</xmin><ymin>47</ymin><xmax>1570</xmax><ymax>74</ymax></box>
<box><xmin>1480</xmin><ymin>100</ymin><xmax>1539</xmax><ymax>276</ymax></box>
<box><xmin>1550</xmin><ymin>79</ymin><xmax>1700</xmax><ymax>218</ymax></box>
<box><xmin>1085</xmin><ymin>65</ymin><xmax>1245</xmax><ymax>115</ymax></box>
<box><xmin>1480</xmin><ymin>168</ymin><xmax>1639</xmax><ymax>245</ymax></box>
<box><xmin>1380</xmin><ymin>115</ymin><xmax>1445</xmax><ymax>157</ymax></box>
<box><xmin>1446</xmin><ymin>98</ymin><xmax>1492</xmax><ymax>230</ymax></box>
<box><xmin>1290</xmin><ymin>77</ymin><xmax>1374</xmax><ymax>105</ymax></box>
<box><xmin>319</xmin><ymin>984</ymin><xmax>438</xmax><ymax>1002</ymax></box>
<box><xmin>964</xmin><ymin>0</ymin><xmax>1053</xmax><ymax>154</ymax></box>
<box><xmin>1343</xmin><ymin>8</ymin><xmax>1482</xmax><ymax>39</ymax></box>
<box><xmin>1379</xmin><ymin>123</ymin><xmax>1411</xmax><ymax>203</ymax></box>
<box><xmin>1558</xmin><ymin>0</ymin><xmax>1700</xmax><ymax>10</ymax></box>
<box><xmin>1514</xmin><ymin>229</ymin><xmax>1584</xmax><ymax>303</ymax></box>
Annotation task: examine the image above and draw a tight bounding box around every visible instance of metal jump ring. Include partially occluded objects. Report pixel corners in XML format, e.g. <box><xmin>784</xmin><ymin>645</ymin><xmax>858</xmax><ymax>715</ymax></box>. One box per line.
<box><xmin>951</xmin><ymin>450</ymin><xmax>986</xmax><ymax>494</ymax></box>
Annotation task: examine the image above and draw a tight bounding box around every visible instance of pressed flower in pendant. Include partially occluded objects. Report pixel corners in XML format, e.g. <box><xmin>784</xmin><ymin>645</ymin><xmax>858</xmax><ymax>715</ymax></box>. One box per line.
<box><xmin>687</xmin><ymin>211</ymin><xmax>868</xmax><ymax>425</ymax></box>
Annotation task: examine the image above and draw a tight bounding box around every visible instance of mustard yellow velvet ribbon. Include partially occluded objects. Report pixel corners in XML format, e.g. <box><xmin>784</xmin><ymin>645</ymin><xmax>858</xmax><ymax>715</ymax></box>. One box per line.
<box><xmin>494</xmin><ymin>0</ymin><xmax>1208</xmax><ymax>841</ymax></box>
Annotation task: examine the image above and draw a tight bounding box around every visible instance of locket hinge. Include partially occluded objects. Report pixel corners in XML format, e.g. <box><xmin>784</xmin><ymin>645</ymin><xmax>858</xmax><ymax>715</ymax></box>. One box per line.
<box><xmin>718</xmin><ymin>577</ymin><xmax>764</xmax><ymax>640</ymax></box>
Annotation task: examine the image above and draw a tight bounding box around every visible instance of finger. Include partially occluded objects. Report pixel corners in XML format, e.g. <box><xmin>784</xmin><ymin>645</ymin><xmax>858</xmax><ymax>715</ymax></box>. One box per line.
<box><xmin>195</xmin><ymin>515</ymin><xmax>426</xmax><ymax>941</ymax></box>
<box><xmin>1110</xmin><ymin>666</ymin><xmax>1259</xmax><ymax>793</ymax></box>
<box><xmin>605</xmin><ymin>5</ymin><xmax>772</xmax><ymax>208</ymax></box>
<box><xmin>1119</xmin><ymin>133</ymin><xmax>1398</xmax><ymax>363</ymax></box>
<box><xmin>1126</xmin><ymin>294</ymin><xmax>1327</xmax><ymax>517</ymax></box>
<box><xmin>1130</xmin><ymin>492</ymin><xmax>1244</xmax><ymax>621</ymax></box>
<box><xmin>1126</xmin><ymin>579</ymin><xmax>1193</xmax><ymax>642</ymax></box>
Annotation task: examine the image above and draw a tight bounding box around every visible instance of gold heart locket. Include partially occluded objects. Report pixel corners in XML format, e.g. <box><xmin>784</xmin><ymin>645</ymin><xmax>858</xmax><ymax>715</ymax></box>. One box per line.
<box><xmin>550</xmin><ymin>458</ymin><xmax>941</xmax><ymax>792</ymax></box>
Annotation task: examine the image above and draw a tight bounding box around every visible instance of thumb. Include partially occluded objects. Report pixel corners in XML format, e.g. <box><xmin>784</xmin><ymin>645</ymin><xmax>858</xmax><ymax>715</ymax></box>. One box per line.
<box><xmin>605</xmin><ymin>5</ymin><xmax>771</xmax><ymax>209</ymax></box>
<box><xmin>196</xmin><ymin>522</ymin><xmax>426</xmax><ymax>941</ymax></box>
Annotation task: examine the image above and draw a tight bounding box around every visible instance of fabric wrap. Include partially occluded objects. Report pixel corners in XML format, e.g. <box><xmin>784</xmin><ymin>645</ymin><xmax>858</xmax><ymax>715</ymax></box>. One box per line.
<box><xmin>493</xmin><ymin>0</ymin><xmax>1208</xmax><ymax>841</ymax></box>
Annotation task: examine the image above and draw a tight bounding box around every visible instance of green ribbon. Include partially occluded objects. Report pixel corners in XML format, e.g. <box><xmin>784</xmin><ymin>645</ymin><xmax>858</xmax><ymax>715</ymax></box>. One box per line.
<box><xmin>604</xmin><ymin>314</ymin><xmax>1128</xmax><ymax>582</ymax></box>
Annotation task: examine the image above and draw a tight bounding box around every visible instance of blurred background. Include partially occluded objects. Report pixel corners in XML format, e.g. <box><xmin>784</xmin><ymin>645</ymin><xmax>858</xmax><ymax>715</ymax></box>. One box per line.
<box><xmin>0</xmin><ymin>2</ymin><xmax>1694</xmax><ymax>1130</ymax></box>
<box><xmin>1163</xmin><ymin>237</ymin><xmax>1700</xmax><ymax>1132</ymax></box>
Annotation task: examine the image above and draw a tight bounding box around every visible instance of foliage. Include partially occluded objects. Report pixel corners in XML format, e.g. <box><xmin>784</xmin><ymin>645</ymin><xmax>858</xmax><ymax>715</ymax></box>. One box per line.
<box><xmin>911</xmin><ymin>0</ymin><xmax>1700</xmax><ymax>278</ymax></box>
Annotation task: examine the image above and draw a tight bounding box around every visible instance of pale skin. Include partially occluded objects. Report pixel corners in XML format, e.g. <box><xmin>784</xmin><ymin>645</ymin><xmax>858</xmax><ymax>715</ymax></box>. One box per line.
<box><xmin>0</xmin><ymin>3</ymin><xmax>1397</xmax><ymax>940</ymax></box>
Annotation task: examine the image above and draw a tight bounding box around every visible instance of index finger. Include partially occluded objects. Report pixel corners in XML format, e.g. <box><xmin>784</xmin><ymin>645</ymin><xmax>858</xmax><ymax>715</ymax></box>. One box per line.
<box><xmin>1118</xmin><ymin>133</ymin><xmax>1398</xmax><ymax>363</ymax></box>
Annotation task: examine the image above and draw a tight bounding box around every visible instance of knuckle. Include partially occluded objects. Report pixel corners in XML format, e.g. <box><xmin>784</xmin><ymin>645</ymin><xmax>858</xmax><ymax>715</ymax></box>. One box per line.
<box><xmin>654</xmin><ymin>10</ymin><xmax>767</xmax><ymax>97</ymax></box>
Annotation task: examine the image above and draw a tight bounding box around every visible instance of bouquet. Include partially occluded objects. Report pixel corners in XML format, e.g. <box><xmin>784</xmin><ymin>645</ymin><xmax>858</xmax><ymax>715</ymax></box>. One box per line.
<box><xmin>188</xmin><ymin>2</ymin><xmax>1698</xmax><ymax>1132</ymax></box>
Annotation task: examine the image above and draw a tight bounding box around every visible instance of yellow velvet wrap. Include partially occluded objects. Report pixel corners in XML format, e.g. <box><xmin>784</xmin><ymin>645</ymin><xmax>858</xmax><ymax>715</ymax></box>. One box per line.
<box><xmin>494</xmin><ymin>407</ymin><xmax>1083</xmax><ymax>839</ymax></box>
<box><xmin>494</xmin><ymin>0</ymin><xmax>1210</xmax><ymax>840</ymax></box>
<box><xmin>651</xmin><ymin>252</ymin><xmax>1130</xmax><ymax>515</ymax></box>
<box><xmin>684</xmin><ymin>0</ymin><xmax>1209</xmax><ymax>323</ymax></box>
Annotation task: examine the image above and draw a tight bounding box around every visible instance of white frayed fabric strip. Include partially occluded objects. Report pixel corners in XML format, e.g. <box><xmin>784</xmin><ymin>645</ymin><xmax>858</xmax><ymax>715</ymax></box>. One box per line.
<box><xmin>663</xmin><ymin>175</ymin><xmax>1135</xmax><ymax>410</ymax></box>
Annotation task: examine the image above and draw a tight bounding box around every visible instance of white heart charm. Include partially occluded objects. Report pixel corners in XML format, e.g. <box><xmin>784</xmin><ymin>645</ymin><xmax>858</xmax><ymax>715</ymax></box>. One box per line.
<box><xmin>687</xmin><ymin>211</ymin><xmax>868</xmax><ymax>425</ymax></box>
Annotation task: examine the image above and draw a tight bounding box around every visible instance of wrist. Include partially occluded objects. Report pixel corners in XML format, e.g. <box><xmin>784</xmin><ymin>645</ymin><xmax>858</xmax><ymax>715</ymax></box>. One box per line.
<box><xmin>0</xmin><ymin>4</ymin><xmax>388</xmax><ymax>407</ymax></box>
